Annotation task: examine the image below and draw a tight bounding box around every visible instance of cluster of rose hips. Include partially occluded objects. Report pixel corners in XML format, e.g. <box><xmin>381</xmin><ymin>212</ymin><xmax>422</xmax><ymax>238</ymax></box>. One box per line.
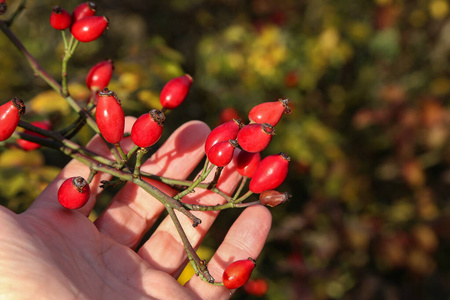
<box><xmin>0</xmin><ymin>1</ymin><xmax>292</xmax><ymax>291</ymax></box>
<box><xmin>50</xmin><ymin>2</ymin><xmax>108</xmax><ymax>43</ymax></box>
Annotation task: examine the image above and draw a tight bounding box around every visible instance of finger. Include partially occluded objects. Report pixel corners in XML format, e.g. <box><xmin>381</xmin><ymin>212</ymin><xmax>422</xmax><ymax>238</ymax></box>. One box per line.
<box><xmin>94</xmin><ymin>120</ymin><xmax>210</xmax><ymax>248</ymax></box>
<box><xmin>28</xmin><ymin>116</ymin><xmax>137</xmax><ymax>216</ymax></box>
<box><xmin>185</xmin><ymin>205</ymin><xmax>272</xmax><ymax>299</ymax></box>
<box><xmin>136</xmin><ymin>152</ymin><xmax>242</xmax><ymax>274</ymax></box>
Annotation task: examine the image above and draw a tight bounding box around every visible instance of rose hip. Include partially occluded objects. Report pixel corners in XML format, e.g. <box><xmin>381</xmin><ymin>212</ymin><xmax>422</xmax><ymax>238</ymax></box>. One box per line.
<box><xmin>131</xmin><ymin>109</ymin><xmax>165</xmax><ymax>148</ymax></box>
<box><xmin>248</xmin><ymin>98</ymin><xmax>291</xmax><ymax>126</ymax></box>
<box><xmin>17</xmin><ymin>120</ymin><xmax>51</xmax><ymax>151</ymax></box>
<box><xmin>236</xmin><ymin>123</ymin><xmax>274</xmax><ymax>153</ymax></box>
<box><xmin>236</xmin><ymin>150</ymin><xmax>261</xmax><ymax>178</ymax></box>
<box><xmin>207</xmin><ymin>139</ymin><xmax>238</xmax><ymax>167</ymax></box>
<box><xmin>95</xmin><ymin>88</ymin><xmax>124</xmax><ymax>144</ymax></box>
<box><xmin>72</xmin><ymin>1</ymin><xmax>96</xmax><ymax>22</ymax></box>
<box><xmin>57</xmin><ymin>176</ymin><xmax>91</xmax><ymax>209</ymax></box>
<box><xmin>0</xmin><ymin>98</ymin><xmax>25</xmax><ymax>142</ymax></box>
<box><xmin>249</xmin><ymin>153</ymin><xmax>290</xmax><ymax>194</ymax></box>
<box><xmin>223</xmin><ymin>258</ymin><xmax>256</xmax><ymax>289</ymax></box>
<box><xmin>50</xmin><ymin>6</ymin><xmax>72</xmax><ymax>30</ymax></box>
<box><xmin>159</xmin><ymin>74</ymin><xmax>193</xmax><ymax>110</ymax></box>
<box><xmin>86</xmin><ymin>59</ymin><xmax>114</xmax><ymax>91</ymax></box>
<box><xmin>204</xmin><ymin>119</ymin><xmax>241</xmax><ymax>154</ymax></box>
<box><xmin>71</xmin><ymin>16</ymin><xmax>109</xmax><ymax>43</ymax></box>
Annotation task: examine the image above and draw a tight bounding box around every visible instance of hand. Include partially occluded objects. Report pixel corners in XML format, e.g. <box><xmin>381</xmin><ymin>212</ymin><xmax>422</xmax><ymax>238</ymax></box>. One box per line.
<box><xmin>0</xmin><ymin>117</ymin><xmax>272</xmax><ymax>300</ymax></box>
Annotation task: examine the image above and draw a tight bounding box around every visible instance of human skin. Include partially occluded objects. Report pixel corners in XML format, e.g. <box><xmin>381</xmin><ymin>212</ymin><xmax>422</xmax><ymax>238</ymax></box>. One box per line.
<box><xmin>0</xmin><ymin>117</ymin><xmax>272</xmax><ymax>300</ymax></box>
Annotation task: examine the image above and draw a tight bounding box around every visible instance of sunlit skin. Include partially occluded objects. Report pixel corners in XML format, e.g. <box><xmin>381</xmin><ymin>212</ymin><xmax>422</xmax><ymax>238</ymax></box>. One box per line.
<box><xmin>0</xmin><ymin>117</ymin><xmax>272</xmax><ymax>299</ymax></box>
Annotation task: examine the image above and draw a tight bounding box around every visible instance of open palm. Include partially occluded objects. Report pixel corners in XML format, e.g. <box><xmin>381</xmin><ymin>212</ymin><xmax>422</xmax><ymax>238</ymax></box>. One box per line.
<box><xmin>0</xmin><ymin>118</ymin><xmax>272</xmax><ymax>300</ymax></box>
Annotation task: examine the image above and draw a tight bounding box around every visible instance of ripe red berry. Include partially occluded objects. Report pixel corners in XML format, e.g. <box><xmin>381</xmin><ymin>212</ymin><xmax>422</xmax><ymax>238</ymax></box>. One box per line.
<box><xmin>95</xmin><ymin>88</ymin><xmax>124</xmax><ymax>144</ymax></box>
<box><xmin>0</xmin><ymin>0</ymin><xmax>6</xmax><ymax>15</ymax></box>
<box><xmin>244</xmin><ymin>278</ymin><xmax>269</xmax><ymax>296</ymax></box>
<box><xmin>131</xmin><ymin>109</ymin><xmax>165</xmax><ymax>148</ymax></box>
<box><xmin>236</xmin><ymin>150</ymin><xmax>261</xmax><ymax>178</ymax></box>
<box><xmin>223</xmin><ymin>258</ymin><xmax>256</xmax><ymax>289</ymax></box>
<box><xmin>72</xmin><ymin>1</ymin><xmax>96</xmax><ymax>22</ymax></box>
<box><xmin>248</xmin><ymin>98</ymin><xmax>291</xmax><ymax>126</ymax></box>
<box><xmin>86</xmin><ymin>59</ymin><xmax>114</xmax><ymax>91</ymax></box>
<box><xmin>17</xmin><ymin>120</ymin><xmax>51</xmax><ymax>151</ymax></box>
<box><xmin>0</xmin><ymin>97</ymin><xmax>25</xmax><ymax>142</ymax></box>
<box><xmin>57</xmin><ymin>176</ymin><xmax>91</xmax><ymax>209</ymax></box>
<box><xmin>71</xmin><ymin>16</ymin><xmax>108</xmax><ymax>43</ymax></box>
<box><xmin>50</xmin><ymin>6</ymin><xmax>72</xmax><ymax>30</ymax></box>
<box><xmin>249</xmin><ymin>153</ymin><xmax>290</xmax><ymax>194</ymax></box>
<box><xmin>259</xmin><ymin>190</ymin><xmax>291</xmax><ymax>207</ymax></box>
<box><xmin>236</xmin><ymin>123</ymin><xmax>274</xmax><ymax>153</ymax></box>
<box><xmin>207</xmin><ymin>139</ymin><xmax>238</xmax><ymax>167</ymax></box>
<box><xmin>204</xmin><ymin>119</ymin><xmax>241</xmax><ymax>154</ymax></box>
<box><xmin>159</xmin><ymin>74</ymin><xmax>193</xmax><ymax>110</ymax></box>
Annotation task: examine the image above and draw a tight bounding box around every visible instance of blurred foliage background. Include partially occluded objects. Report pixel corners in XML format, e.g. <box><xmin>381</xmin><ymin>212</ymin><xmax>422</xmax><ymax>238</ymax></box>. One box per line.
<box><xmin>2</xmin><ymin>0</ymin><xmax>450</xmax><ymax>299</ymax></box>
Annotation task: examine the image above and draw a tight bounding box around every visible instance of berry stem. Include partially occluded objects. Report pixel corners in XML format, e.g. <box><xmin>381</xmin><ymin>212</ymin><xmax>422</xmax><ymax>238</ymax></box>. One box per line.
<box><xmin>18</xmin><ymin>120</ymin><xmax>118</xmax><ymax>168</ymax></box>
<box><xmin>58</xmin><ymin>114</ymin><xmax>87</xmax><ymax>139</ymax></box>
<box><xmin>233</xmin><ymin>190</ymin><xmax>254</xmax><ymax>204</ymax></box>
<box><xmin>127</xmin><ymin>145</ymin><xmax>140</xmax><ymax>160</ymax></box>
<box><xmin>165</xmin><ymin>205</ymin><xmax>215</xmax><ymax>283</ymax></box>
<box><xmin>114</xmin><ymin>143</ymin><xmax>129</xmax><ymax>167</ymax></box>
<box><xmin>86</xmin><ymin>169</ymin><xmax>97</xmax><ymax>184</ymax></box>
<box><xmin>232</xmin><ymin>176</ymin><xmax>248</xmax><ymax>202</ymax></box>
<box><xmin>183</xmin><ymin>200</ymin><xmax>260</xmax><ymax>211</ymax></box>
<box><xmin>133</xmin><ymin>148</ymin><xmax>147</xmax><ymax>178</ymax></box>
<box><xmin>139</xmin><ymin>173</ymin><xmax>234</xmax><ymax>202</ymax></box>
<box><xmin>173</xmin><ymin>162</ymin><xmax>215</xmax><ymax>201</ymax></box>
<box><xmin>61</xmin><ymin>31</ymin><xmax>68</xmax><ymax>50</ymax></box>
<box><xmin>207</xmin><ymin>166</ymin><xmax>223</xmax><ymax>190</ymax></box>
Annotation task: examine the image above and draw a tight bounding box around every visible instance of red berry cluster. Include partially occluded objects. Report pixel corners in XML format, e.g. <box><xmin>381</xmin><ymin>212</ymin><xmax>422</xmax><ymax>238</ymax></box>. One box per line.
<box><xmin>1</xmin><ymin>2</ymin><xmax>294</xmax><ymax>290</ymax></box>
<box><xmin>50</xmin><ymin>2</ymin><xmax>108</xmax><ymax>43</ymax></box>
<box><xmin>206</xmin><ymin>98</ymin><xmax>292</xmax><ymax>195</ymax></box>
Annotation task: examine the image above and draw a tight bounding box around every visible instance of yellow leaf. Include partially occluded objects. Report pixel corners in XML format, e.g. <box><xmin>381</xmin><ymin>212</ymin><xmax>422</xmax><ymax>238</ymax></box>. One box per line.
<box><xmin>177</xmin><ymin>246</ymin><xmax>214</xmax><ymax>285</ymax></box>
<box><xmin>29</xmin><ymin>90</ymin><xmax>71</xmax><ymax>115</ymax></box>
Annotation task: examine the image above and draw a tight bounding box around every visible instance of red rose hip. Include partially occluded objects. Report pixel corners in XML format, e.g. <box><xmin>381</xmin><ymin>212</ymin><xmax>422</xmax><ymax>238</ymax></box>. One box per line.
<box><xmin>50</xmin><ymin>6</ymin><xmax>72</xmax><ymax>30</ymax></box>
<box><xmin>131</xmin><ymin>109</ymin><xmax>165</xmax><ymax>148</ymax></box>
<box><xmin>204</xmin><ymin>119</ymin><xmax>241</xmax><ymax>154</ymax></box>
<box><xmin>159</xmin><ymin>74</ymin><xmax>193</xmax><ymax>110</ymax></box>
<box><xmin>72</xmin><ymin>1</ymin><xmax>96</xmax><ymax>22</ymax></box>
<box><xmin>248</xmin><ymin>98</ymin><xmax>291</xmax><ymax>126</ymax></box>
<box><xmin>237</xmin><ymin>123</ymin><xmax>274</xmax><ymax>153</ymax></box>
<box><xmin>86</xmin><ymin>59</ymin><xmax>114</xmax><ymax>91</ymax></box>
<box><xmin>223</xmin><ymin>258</ymin><xmax>256</xmax><ymax>289</ymax></box>
<box><xmin>58</xmin><ymin>176</ymin><xmax>91</xmax><ymax>209</ymax></box>
<box><xmin>71</xmin><ymin>16</ymin><xmax>108</xmax><ymax>43</ymax></box>
<box><xmin>0</xmin><ymin>97</ymin><xmax>25</xmax><ymax>141</ymax></box>
<box><xmin>95</xmin><ymin>88</ymin><xmax>124</xmax><ymax>144</ymax></box>
<box><xmin>17</xmin><ymin>120</ymin><xmax>51</xmax><ymax>151</ymax></box>
<box><xmin>249</xmin><ymin>153</ymin><xmax>290</xmax><ymax>194</ymax></box>
<box><xmin>207</xmin><ymin>139</ymin><xmax>238</xmax><ymax>167</ymax></box>
<box><xmin>236</xmin><ymin>150</ymin><xmax>261</xmax><ymax>178</ymax></box>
